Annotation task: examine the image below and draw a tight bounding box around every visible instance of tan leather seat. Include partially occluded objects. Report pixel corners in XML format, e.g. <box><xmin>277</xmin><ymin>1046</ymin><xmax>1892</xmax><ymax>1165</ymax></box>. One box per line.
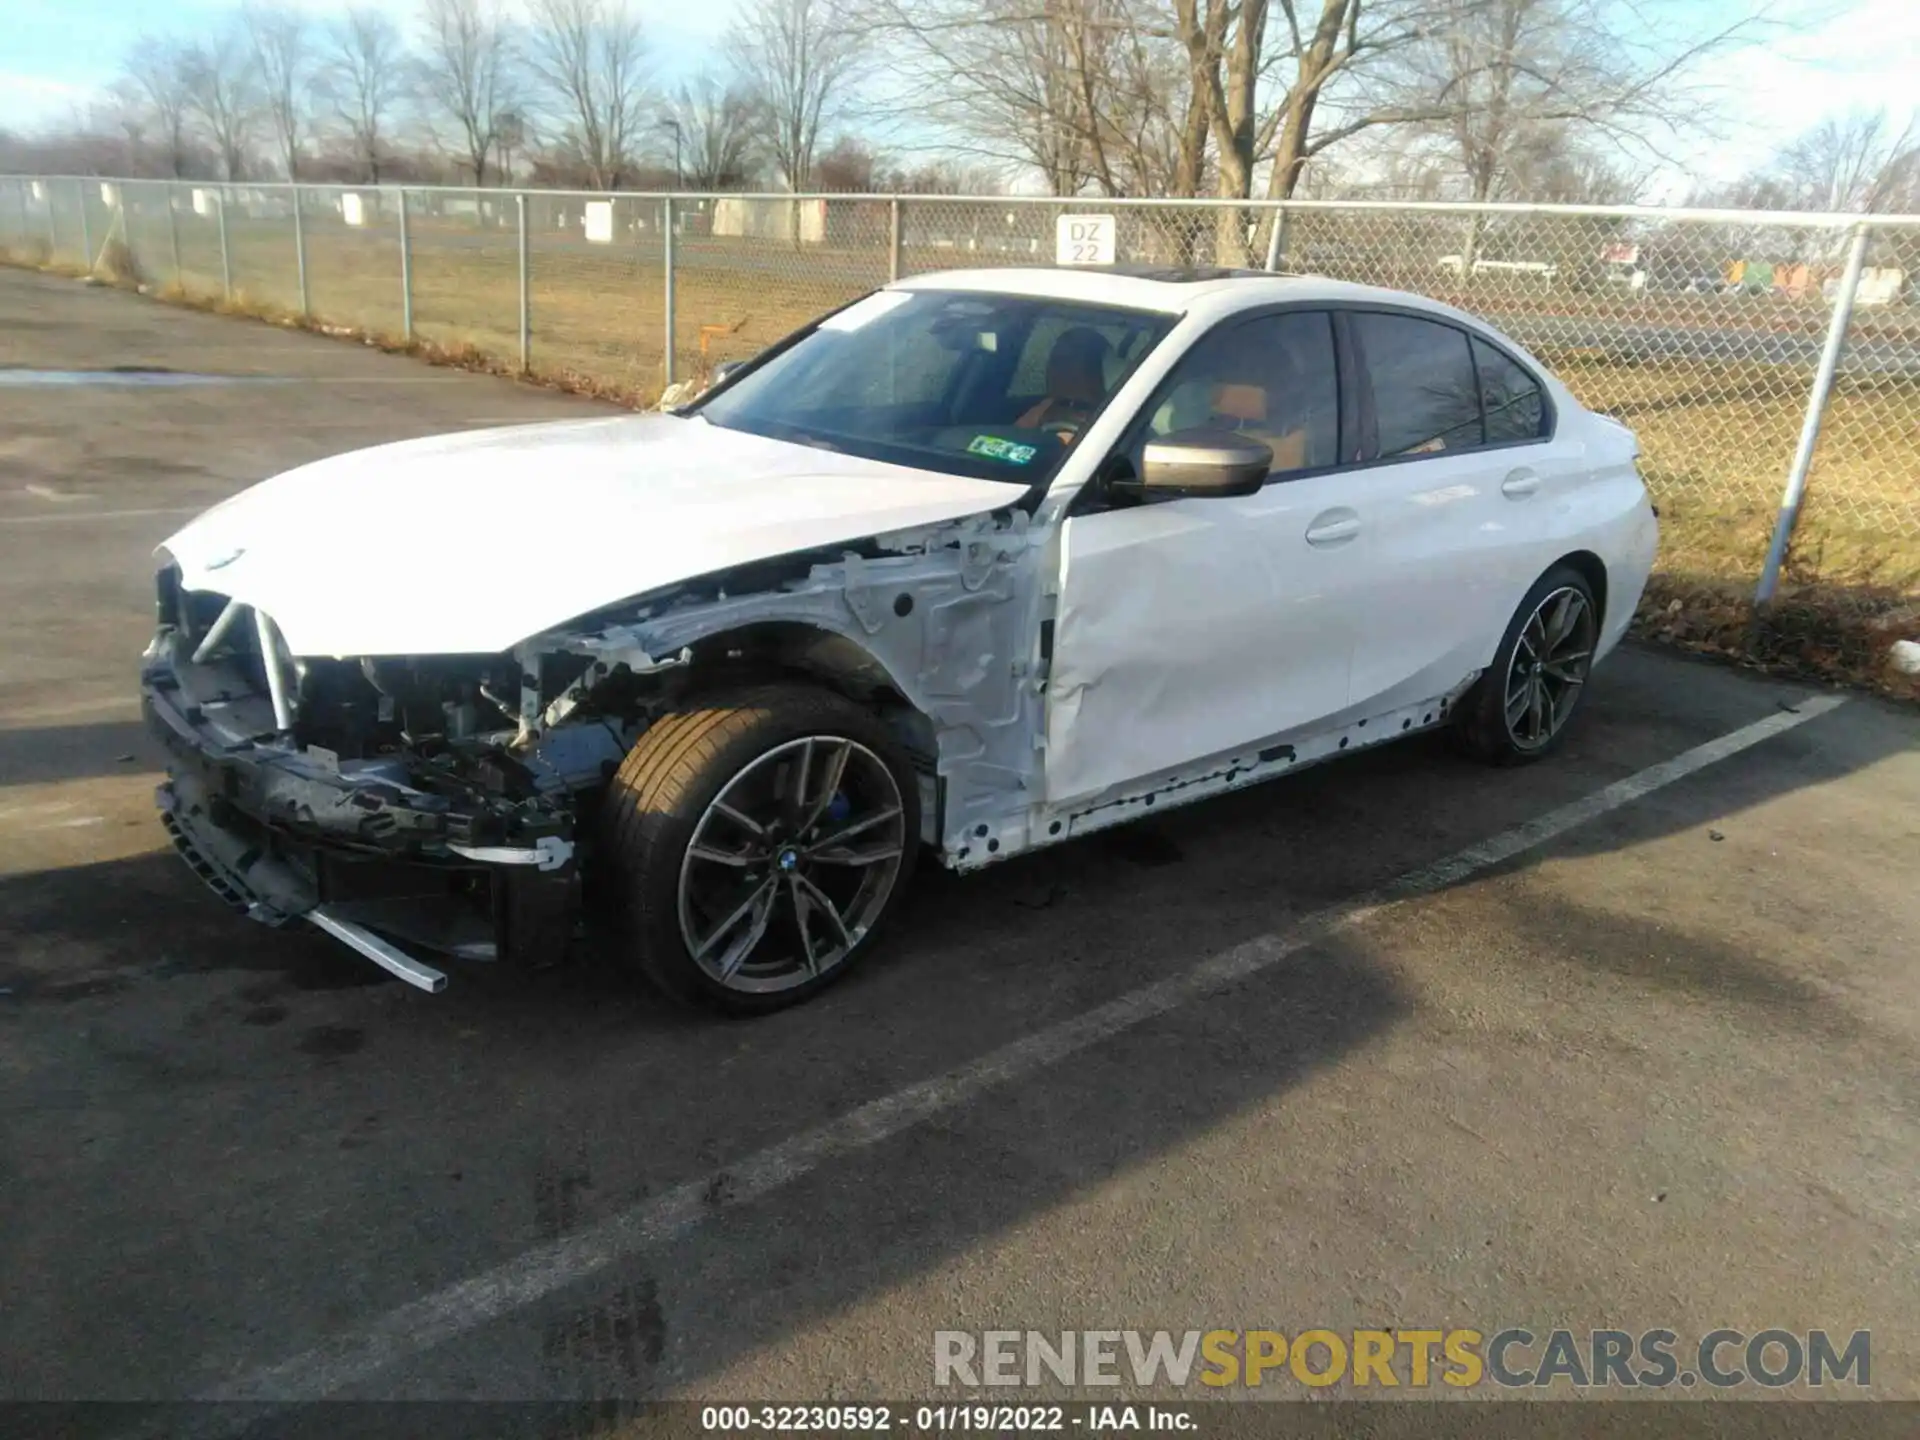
<box><xmin>1017</xmin><ymin>327</ymin><xmax>1111</xmax><ymax>430</ymax></box>
<box><xmin>1210</xmin><ymin>382</ymin><xmax>1308</xmax><ymax>471</ymax></box>
<box><xmin>1213</xmin><ymin>383</ymin><xmax>1267</xmax><ymax>425</ymax></box>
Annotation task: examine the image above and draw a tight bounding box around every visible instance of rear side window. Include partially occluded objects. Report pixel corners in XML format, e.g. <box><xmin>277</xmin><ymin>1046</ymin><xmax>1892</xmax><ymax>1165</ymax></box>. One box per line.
<box><xmin>1473</xmin><ymin>337</ymin><xmax>1547</xmax><ymax>442</ymax></box>
<box><xmin>1353</xmin><ymin>313</ymin><xmax>1483</xmax><ymax>457</ymax></box>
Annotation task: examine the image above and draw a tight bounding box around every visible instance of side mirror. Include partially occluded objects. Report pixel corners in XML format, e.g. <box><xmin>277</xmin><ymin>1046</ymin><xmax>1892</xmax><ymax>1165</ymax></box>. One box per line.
<box><xmin>709</xmin><ymin>359</ymin><xmax>747</xmax><ymax>387</ymax></box>
<box><xmin>1118</xmin><ymin>428</ymin><xmax>1273</xmax><ymax>500</ymax></box>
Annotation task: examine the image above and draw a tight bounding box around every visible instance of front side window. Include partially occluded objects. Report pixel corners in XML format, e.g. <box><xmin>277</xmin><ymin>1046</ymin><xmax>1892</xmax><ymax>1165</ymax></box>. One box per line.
<box><xmin>1141</xmin><ymin>311</ymin><xmax>1340</xmax><ymax>476</ymax></box>
<box><xmin>1354</xmin><ymin>312</ymin><xmax>1483</xmax><ymax>458</ymax></box>
<box><xmin>1473</xmin><ymin>337</ymin><xmax>1548</xmax><ymax>442</ymax></box>
<box><xmin>693</xmin><ymin>290</ymin><xmax>1173</xmax><ymax>485</ymax></box>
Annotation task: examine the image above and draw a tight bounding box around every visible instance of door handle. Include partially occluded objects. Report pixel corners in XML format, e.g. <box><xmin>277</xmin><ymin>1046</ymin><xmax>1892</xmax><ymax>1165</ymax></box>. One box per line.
<box><xmin>1501</xmin><ymin>470</ymin><xmax>1542</xmax><ymax>498</ymax></box>
<box><xmin>1305</xmin><ymin>510</ymin><xmax>1361</xmax><ymax>546</ymax></box>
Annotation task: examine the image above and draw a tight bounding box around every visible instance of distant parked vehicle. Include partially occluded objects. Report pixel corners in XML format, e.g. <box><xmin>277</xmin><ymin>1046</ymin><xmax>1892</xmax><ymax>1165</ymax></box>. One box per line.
<box><xmin>1436</xmin><ymin>255</ymin><xmax>1560</xmax><ymax>283</ymax></box>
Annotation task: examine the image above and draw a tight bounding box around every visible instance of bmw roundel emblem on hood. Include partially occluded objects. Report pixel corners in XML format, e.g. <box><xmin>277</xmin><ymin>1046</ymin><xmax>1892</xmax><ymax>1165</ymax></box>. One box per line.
<box><xmin>204</xmin><ymin>547</ymin><xmax>246</xmax><ymax>571</ymax></box>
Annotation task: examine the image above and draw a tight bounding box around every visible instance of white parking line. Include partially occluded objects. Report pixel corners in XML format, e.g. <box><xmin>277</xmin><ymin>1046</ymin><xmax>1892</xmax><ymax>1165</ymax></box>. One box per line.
<box><xmin>23</xmin><ymin>483</ymin><xmax>91</xmax><ymax>503</ymax></box>
<box><xmin>186</xmin><ymin>692</ymin><xmax>1847</xmax><ymax>1412</ymax></box>
<box><xmin>0</xmin><ymin>505</ymin><xmax>201</xmax><ymax>527</ymax></box>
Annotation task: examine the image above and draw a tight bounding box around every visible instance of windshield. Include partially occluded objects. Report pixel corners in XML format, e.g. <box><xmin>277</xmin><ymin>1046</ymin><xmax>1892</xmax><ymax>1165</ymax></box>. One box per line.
<box><xmin>691</xmin><ymin>290</ymin><xmax>1175</xmax><ymax>485</ymax></box>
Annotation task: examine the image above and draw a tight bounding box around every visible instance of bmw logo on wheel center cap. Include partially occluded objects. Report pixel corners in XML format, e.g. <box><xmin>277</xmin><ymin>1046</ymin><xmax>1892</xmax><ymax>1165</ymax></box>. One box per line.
<box><xmin>776</xmin><ymin>847</ymin><xmax>800</xmax><ymax>872</ymax></box>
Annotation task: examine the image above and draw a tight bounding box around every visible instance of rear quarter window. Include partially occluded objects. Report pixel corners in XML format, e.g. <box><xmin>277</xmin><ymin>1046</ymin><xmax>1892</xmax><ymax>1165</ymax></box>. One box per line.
<box><xmin>1472</xmin><ymin>337</ymin><xmax>1549</xmax><ymax>442</ymax></box>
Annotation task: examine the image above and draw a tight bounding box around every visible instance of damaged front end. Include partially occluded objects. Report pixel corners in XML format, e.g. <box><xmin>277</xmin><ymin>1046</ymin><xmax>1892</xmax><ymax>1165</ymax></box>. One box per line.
<box><xmin>142</xmin><ymin>492</ymin><xmax>1044</xmax><ymax>991</ymax></box>
<box><xmin>141</xmin><ymin>563</ymin><xmax>638</xmax><ymax>990</ymax></box>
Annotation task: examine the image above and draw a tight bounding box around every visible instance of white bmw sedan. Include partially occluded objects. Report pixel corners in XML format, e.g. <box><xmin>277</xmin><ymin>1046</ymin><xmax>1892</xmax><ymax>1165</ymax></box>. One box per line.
<box><xmin>143</xmin><ymin>265</ymin><xmax>1658</xmax><ymax>1009</ymax></box>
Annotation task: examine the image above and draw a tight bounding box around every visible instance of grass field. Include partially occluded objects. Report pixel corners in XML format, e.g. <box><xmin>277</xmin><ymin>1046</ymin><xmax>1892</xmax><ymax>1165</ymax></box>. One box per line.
<box><xmin>6</xmin><ymin>214</ymin><xmax>1916</xmax><ymax>694</ymax></box>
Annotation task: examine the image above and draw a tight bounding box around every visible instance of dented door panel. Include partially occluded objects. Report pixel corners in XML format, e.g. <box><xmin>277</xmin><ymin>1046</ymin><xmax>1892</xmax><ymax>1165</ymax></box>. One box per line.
<box><xmin>1042</xmin><ymin>476</ymin><xmax>1362</xmax><ymax>806</ymax></box>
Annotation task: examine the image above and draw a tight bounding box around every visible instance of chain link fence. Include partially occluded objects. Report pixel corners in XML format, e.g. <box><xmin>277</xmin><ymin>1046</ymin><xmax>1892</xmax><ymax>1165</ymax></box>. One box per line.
<box><xmin>4</xmin><ymin>175</ymin><xmax>1917</xmax><ymax>651</ymax></box>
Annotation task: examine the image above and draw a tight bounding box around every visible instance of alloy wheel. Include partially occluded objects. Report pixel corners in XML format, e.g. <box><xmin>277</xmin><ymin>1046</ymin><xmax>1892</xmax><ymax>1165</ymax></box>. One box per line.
<box><xmin>675</xmin><ymin>736</ymin><xmax>908</xmax><ymax>993</ymax></box>
<box><xmin>1503</xmin><ymin>585</ymin><xmax>1596</xmax><ymax>751</ymax></box>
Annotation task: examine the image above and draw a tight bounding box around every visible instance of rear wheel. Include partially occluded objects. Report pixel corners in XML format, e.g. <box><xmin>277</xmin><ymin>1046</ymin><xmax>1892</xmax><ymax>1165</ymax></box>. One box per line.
<box><xmin>599</xmin><ymin>684</ymin><xmax>919</xmax><ymax>1013</ymax></box>
<box><xmin>1458</xmin><ymin>565</ymin><xmax>1600</xmax><ymax>765</ymax></box>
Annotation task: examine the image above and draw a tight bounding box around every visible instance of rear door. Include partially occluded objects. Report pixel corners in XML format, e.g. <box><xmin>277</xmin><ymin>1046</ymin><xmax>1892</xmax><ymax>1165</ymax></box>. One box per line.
<box><xmin>1340</xmin><ymin>310</ymin><xmax>1571</xmax><ymax>711</ymax></box>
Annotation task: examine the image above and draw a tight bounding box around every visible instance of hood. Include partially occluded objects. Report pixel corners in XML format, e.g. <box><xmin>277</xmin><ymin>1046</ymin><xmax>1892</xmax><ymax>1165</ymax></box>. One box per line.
<box><xmin>159</xmin><ymin>414</ymin><xmax>1022</xmax><ymax>657</ymax></box>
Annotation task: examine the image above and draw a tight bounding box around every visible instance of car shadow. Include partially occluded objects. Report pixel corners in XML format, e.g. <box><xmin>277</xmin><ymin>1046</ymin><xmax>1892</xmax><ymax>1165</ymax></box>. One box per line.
<box><xmin>0</xmin><ymin>642</ymin><xmax>1911</xmax><ymax>1407</ymax></box>
<box><xmin>0</xmin><ymin>719</ymin><xmax>156</xmax><ymax>786</ymax></box>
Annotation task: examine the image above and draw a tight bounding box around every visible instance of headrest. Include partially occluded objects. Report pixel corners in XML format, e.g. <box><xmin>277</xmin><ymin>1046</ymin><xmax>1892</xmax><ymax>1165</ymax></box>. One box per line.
<box><xmin>1212</xmin><ymin>383</ymin><xmax>1267</xmax><ymax>423</ymax></box>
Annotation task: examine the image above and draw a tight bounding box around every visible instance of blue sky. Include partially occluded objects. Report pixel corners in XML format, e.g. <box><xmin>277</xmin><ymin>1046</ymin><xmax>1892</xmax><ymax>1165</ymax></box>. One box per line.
<box><xmin>0</xmin><ymin>0</ymin><xmax>741</xmax><ymax>126</ymax></box>
<box><xmin>3</xmin><ymin>0</ymin><xmax>1916</xmax><ymax>193</ymax></box>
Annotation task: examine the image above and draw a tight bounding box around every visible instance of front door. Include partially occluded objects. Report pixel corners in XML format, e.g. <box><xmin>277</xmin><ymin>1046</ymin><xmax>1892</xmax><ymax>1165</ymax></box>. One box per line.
<box><xmin>1042</xmin><ymin>310</ymin><xmax>1360</xmax><ymax>804</ymax></box>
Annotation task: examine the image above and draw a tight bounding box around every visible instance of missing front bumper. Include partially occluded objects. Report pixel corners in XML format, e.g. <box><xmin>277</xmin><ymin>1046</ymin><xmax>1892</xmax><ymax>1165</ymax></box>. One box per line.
<box><xmin>158</xmin><ymin>768</ymin><xmax>581</xmax><ymax>990</ymax></box>
<box><xmin>156</xmin><ymin>770</ymin><xmax>445</xmax><ymax>990</ymax></box>
<box><xmin>146</xmin><ymin>632</ymin><xmax>585</xmax><ymax>991</ymax></box>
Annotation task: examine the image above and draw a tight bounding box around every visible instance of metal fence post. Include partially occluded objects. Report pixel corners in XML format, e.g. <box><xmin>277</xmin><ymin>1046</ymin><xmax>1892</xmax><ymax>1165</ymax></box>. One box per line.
<box><xmin>663</xmin><ymin>196</ymin><xmax>676</xmax><ymax>390</ymax></box>
<box><xmin>516</xmin><ymin>191</ymin><xmax>530</xmax><ymax>372</ymax></box>
<box><xmin>44</xmin><ymin>181</ymin><xmax>58</xmax><ymax>256</ymax></box>
<box><xmin>77</xmin><ymin>180</ymin><xmax>93</xmax><ymax>272</ymax></box>
<box><xmin>1456</xmin><ymin>210</ymin><xmax>1483</xmax><ymax>292</ymax></box>
<box><xmin>166</xmin><ymin>182</ymin><xmax>182</xmax><ymax>287</ymax></box>
<box><xmin>1755</xmin><ymin>222</ymin><xmax>1872</xmax><ymax>604</ymax></box>
<box><xmin>217</xmin><ymin>190</ymin><xmax>233</xmax><ymax>300</ymax></box>
<box><xmin>112</xmin><ymin>184</ymin><xmax>128</xmax><ymax>275</ymax></box>
<box><xmin>889</xmin><ymin>196</ymin><xmax>902</xmax><ymax>282</ymax></box>
<box><xmin>1264</xmin><ymin>202</ymin><xmax>1289</xmax><ymax>271</ymax></box>
<box><xmin>398</xmin><ymin>189</ymin><xmax>414</xmax><ymax>343</ymax></box>
<box><xmin>292</xmin><ymin>185</ymin><xmax>310</xmax><ymax>316</ymax></box>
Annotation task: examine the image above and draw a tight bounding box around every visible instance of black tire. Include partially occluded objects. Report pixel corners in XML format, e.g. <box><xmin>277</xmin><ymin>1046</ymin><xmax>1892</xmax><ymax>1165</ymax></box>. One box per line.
<box><xmin>599</xmin><ymin>682</ymin><xmax>920</xmax><ymax>1014</ymax></box>
<box><xmin>1457</xmin><ymin>564</ymin><xmax>1601</xmax><ymax>765</ymax></box>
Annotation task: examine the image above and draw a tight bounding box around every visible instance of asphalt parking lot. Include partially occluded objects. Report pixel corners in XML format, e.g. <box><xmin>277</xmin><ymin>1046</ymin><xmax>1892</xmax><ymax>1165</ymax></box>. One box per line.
<box><xmin>2</xmin><ymin>267</ymin><xmax>1917</xmax><ymax>1427</ymax></box>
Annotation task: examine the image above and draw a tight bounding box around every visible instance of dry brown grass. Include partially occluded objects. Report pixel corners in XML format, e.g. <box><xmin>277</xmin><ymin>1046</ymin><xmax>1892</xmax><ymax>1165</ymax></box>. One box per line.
<box><xmin>1638</xmin><ymin>573</ymin><xmax>1920</xmax><ymax>702</ymax></box>
<box><xmin>1543</xmin><ymin>351</ymin><xmax>1920</xmax><ymax>583</ymax></box>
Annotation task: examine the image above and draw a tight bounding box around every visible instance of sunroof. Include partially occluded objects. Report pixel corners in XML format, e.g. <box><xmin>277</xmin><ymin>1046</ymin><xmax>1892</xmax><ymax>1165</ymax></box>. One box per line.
<box><xmin>1056</xmin><ymin>263</ymin><xmax>1281</xmax><ymax>283</ymax></box>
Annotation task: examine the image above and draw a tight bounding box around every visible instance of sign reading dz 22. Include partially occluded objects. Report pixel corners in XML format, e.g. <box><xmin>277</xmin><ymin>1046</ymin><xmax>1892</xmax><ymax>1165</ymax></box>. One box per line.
<box><xmin>1057</xmin><ymin>214</ymin><xmax>1117</xmax><ymax>266</ymax></box>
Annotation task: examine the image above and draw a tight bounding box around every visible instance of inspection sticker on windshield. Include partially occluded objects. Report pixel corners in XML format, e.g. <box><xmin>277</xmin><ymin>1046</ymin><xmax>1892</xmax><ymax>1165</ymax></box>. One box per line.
<box><xmin>967</xmin><ymin>435</ymin><xmax>1039</xmax><ymax>465</ymax></box>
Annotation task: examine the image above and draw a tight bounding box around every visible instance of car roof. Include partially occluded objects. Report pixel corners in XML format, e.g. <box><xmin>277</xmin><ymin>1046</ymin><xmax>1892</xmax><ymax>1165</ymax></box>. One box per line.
<box><xmin>888</xmin><ymin>265</ymin><xmax>1466</xmax><ymax>322</ymax></box>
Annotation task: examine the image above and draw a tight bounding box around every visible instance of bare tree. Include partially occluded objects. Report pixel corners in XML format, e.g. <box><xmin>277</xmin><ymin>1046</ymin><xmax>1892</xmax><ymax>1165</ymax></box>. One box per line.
<box><xmin>860</xmin><ymin>0</ymin><xmax>1197</xmax><ymax>199</ymax></box>
<box><xmin>116</xmin><ymin>39</ymin><xmax>197</xmax><ymax>178</ymax></box>
<box><xmin>862</xmin><ymin>0</ymin><xmax>1442</xmax><ymax>261</ymax></box>
<box><xmin>1504</xmin><ymin>126</ymin><xmax>1642</xmax><ymax>202</ymax></box>
<box><xmin>1772</xmin><ymin>109</ymin><xmax>1920</xmax><ymax>214</ymax></box>
<box><xmin>881</xmin><ymin>156</ymin><xmax>1006</xmax><ymax>194</ymax></box>
<box><xmin>1397</xmin><ymin>0</ymin><xmax>1763</xmax><ymax>208</ymax></box>
<box><xmin>417</xmin><ymin>0</ymin><xmax>517</xmax><ymax>186</ymax></box>
<box><xmin>494</xmin><ymin>109</ymin><xmax>528</xmax><ymax>182</ymax></box>
<box><xmin>180</xmin><ymin>29</ymin><xmax>263</xmax><ymax>181</ymax></box>
<box><xmin>1373</xmin><ymin>0</ymin><xmax>1767</xmax><ymax>277</ymax></box>
<box><xmin>326</xmin><ymin>8</ymin><xmax>411</xmax><ymax>184</ymax></box>
<box><xmin>729</xmin><ymin>0</ymin><xmax>862</xmax><ymax>191</ymax></box>
<box><xmin>1260</xmin><ymin>0</ymin><xmax>1460</xmax><ymax>202</ymax></box>
<box><xmin>669</xmin><ymin>75</ymin><xmax>761</xmax><ymax>189</ymax></box>
<box><xmin>243</xmin><ymin>4</ymin><xmax>318</xmax><ymax>179</ymax></box>
<box><xmin>812</xmin><ymin>133</ymin><xmax>877</xmax><ymax>190</ymax></box>
<box><xmin>524</xmin><ymin>0</ymin><xmax>648</xmax><ymax>190</ymax></box>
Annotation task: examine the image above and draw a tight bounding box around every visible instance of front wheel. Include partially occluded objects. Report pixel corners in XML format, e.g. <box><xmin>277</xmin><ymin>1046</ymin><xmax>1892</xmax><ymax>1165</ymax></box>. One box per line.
<box><xmin>1458</xmin><ymin>565</ymin><xmax>1600</xmax><ymax>765</ymax></box>
<box><xmin>599</xmin><ymin>684</ymin><xmax>920</xmax><ymax>1013</ymax></box>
